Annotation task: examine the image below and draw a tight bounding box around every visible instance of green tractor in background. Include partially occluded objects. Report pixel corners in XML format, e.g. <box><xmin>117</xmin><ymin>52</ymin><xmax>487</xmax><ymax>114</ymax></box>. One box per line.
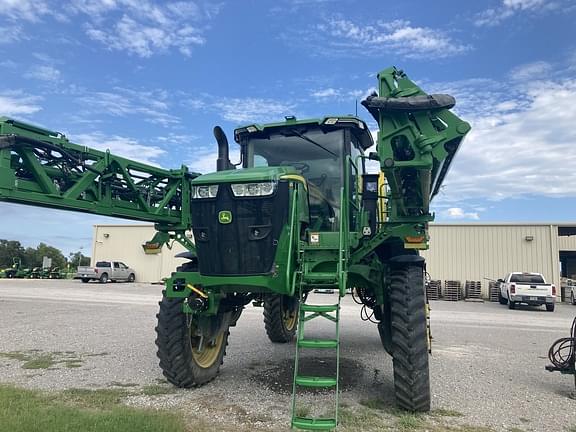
<box><xmin>0</xmin><ymin>67</ymin><xmax>470</xmax><ymax>429</ymax></box>
<box><xmin>1</xmin><ymin>257</ymin><xmax>30</xmax><ymax>279</ymax></box>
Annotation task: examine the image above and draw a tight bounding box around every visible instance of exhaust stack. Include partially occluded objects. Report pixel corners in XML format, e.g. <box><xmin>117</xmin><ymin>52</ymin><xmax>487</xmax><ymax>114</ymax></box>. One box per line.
<box><xmin>214</xmin><ymin>126</ymin><xmax>232</xmax><ymax>171</ymax></box>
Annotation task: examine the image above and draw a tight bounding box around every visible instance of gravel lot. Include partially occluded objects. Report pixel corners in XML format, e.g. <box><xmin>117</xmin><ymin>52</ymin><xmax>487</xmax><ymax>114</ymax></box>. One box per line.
<box><xmin>0</xmin><ymin>279</ymin><xmax>575</xmax><ymax>431</ymax></box>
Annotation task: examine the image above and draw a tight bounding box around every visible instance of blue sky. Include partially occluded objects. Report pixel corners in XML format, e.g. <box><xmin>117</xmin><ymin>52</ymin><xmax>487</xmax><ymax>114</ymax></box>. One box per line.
<box><xmin>1</xmin><ymin>0</ymin><xmax>576</xmax><ymax>256</ymax></box>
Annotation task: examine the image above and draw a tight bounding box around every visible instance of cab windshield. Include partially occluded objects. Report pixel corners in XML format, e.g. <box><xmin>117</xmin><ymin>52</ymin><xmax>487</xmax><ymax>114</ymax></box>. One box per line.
<box><xmin>243</xmin><ymin>128</ymin><xmax>344</xmax><ymax>230</ymax></box>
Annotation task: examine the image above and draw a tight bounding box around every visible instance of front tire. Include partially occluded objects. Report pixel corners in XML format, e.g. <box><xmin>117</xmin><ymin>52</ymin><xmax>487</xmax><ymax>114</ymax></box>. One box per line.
<box><xmin>128</xmin><ymin>273</ymin><xmax>135</xmax><ymax>283</ymax></box>
<box><xmin>155</xmin><ymin>294</ymin><xmax>229</xmax><ymax>387</ymax></box>
<box><xmin>498</xmin><ymin>290</ymin><xmax>508</xmax><ymax>305</ymax></box>
<box><xmin>263</xmin><ymin>294</ymin><xmax>298</xmax><ymax>343</ymax></box>
<box><xmin>390</xmin><ymin>264</ymin><xmax>431</xmax><ymax>412</ymax></box>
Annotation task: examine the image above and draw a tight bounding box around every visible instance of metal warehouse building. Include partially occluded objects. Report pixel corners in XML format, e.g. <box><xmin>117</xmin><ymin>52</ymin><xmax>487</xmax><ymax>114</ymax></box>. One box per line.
<box><xmin>92</xmin><ymin>222</ymin><xmax>576</xmax><ymax>299</ymax></box>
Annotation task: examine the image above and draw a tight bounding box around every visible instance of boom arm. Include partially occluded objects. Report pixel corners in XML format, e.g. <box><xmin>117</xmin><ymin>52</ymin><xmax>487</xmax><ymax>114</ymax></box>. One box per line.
<box><xmin>0</xmin><ymin>117</ymin><xmax>199</xmax><ymax>250</ymax></box>
<box><xmin>362</xmin><ymin>67</ymin><xmax>471</xmax><ymax>222</ymax></box>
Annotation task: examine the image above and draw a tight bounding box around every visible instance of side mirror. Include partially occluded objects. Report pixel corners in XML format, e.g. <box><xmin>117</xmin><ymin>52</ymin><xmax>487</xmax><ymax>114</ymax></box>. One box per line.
<box><xmin>497</xmin><ymin>278</ymin><xmax>504</xmax><ymax>283</ymax></box>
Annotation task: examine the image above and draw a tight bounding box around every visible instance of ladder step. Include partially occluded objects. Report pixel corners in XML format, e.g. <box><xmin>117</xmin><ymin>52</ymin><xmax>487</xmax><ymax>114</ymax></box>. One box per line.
<box><xmin>301</xmin><ymin>304</ymin><xmax>339</xmax><ymax>313</ymax></box>
<box><xmin>304</xmin><ymin>272</ymin><xmax>338</xmax><ymax>281</ymax></box>
<box><xmin>295</xmin><ymin>376</ymin><xmax>337</xmax><ymax>388</ymax></box>
<box><xmin>292</xmin><ymin>417</ymin><xmax>337</xmax><ymax>430</ymax></box>
<box><xmin>298</xmin><ymin>339</ymin><xmax>338</xmax><ymax>349</ymax></box>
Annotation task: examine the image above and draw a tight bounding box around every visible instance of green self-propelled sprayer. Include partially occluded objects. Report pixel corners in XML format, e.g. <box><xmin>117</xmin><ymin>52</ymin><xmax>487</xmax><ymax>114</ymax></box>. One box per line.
<box><xmin>0</xmin><ymin>67</ymin><xmax>470</xmax><ymax>429</ymax></box>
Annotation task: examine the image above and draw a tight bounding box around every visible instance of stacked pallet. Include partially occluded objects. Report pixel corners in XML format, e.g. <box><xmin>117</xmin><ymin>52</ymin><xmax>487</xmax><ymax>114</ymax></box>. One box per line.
<box><xmin>465</xmin><ymin>280</ymin><xmax>482</xmax><ymax>299</ymax></box>
<box><xmin>488</xmin><ymin>281</ymin><xmax>500</xmax><ymax>302</ymax></box>
<box><xmin>426</xmin><ymin>280</ymin><xmax>441</xmax><ymax>300</ymax></box>
<box><xmin>443</xmin><ymin>280</ymin><xmax>463</xmax><ymax>301</ymax></box>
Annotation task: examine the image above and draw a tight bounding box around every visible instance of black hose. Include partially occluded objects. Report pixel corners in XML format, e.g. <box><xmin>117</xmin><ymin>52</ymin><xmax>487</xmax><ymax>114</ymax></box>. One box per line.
<box><xmin>548</xmin><ymin>316</ymin><xmax>576</xmax><ymax>370</ymax></box>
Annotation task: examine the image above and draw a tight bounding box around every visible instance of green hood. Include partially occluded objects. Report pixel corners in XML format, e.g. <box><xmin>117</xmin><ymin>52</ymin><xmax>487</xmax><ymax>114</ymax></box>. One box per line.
<box><xmin>191</xmin><ymin>166</ymin><xmax>299</xmax><ymax>185</ymax></box>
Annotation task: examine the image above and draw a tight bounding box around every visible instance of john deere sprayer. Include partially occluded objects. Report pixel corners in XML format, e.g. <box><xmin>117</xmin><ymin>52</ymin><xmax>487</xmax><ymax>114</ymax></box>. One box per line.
<box><xmin>0</xmin><ymin>67</ymin><xmax>470</xmax><ymax>429</ymax></box>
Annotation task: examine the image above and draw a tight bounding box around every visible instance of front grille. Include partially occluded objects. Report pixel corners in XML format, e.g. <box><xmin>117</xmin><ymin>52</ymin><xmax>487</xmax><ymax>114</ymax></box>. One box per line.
<box><xmin>191</xmin><ymin>182</ymin><xmax>289</xmax><ymax>276</ymax></box>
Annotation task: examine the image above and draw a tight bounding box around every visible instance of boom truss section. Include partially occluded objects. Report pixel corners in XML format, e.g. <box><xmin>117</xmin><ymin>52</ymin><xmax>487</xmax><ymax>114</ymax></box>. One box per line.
<box><xmin>0</xmin><ymin>117</ymin><xmax>197</xmax><ymax>231</ymax></box>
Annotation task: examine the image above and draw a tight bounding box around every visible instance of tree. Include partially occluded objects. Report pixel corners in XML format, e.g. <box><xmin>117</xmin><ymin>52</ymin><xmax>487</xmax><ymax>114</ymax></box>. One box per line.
<box><xmin>0</xmin><ymin>240</ymin><xmax>25</xmax><ymax>268</ymax></box>
<box><xmin>23</xmin><ymin>243</ymin><xmax>66</xmax><ymax>269</ymax></box>
<box><xmin>68</xmin><ymin>251</ymin><xmax>91</xmax><ymax>269</ymax></box>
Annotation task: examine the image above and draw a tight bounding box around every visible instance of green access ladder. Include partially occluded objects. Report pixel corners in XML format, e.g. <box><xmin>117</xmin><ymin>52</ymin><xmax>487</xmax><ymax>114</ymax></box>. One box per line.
<box><xmin>290</xmin><ymin>260</ymin><xmax>343</xmax><ymax>431</ymax></box>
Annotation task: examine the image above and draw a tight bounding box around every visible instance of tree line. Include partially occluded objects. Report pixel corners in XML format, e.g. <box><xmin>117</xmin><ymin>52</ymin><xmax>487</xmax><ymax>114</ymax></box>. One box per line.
<box><xmin>0</xmin><ymin>239</ymin><xmax>90</xmax><ymax>269</ymax></box>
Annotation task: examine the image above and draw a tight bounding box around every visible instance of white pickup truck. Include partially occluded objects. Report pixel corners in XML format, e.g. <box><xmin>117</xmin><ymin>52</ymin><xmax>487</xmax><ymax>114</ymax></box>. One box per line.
<box><xmin>498</xmin><ymin>272</ymin><xmax>556</xmax><ymax>311</ymax></box>
<box><xmin>75</xmin><ymin>261</ymin><xmax>136</xmax><ymax>284</ymax></box>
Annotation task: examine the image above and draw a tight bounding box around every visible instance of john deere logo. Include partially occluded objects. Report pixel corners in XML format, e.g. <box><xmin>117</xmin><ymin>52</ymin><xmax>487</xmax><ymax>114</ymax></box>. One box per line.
<box><xmin>218</xmin><ymin>210</ymin><xmax>232</xmax><ymax>224</ymax></box>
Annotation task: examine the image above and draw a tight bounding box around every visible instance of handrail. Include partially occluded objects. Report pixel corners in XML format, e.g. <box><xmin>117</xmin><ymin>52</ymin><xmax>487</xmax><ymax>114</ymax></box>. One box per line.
<box><xmin>285</xmin><ymin>182</ymin><xmax>300</xmax><ymax>296</ymax></box>
<box><xmin>338</xmin><ymin>186</ymin><xmax>348</xmax><ymax>296</ymax></box>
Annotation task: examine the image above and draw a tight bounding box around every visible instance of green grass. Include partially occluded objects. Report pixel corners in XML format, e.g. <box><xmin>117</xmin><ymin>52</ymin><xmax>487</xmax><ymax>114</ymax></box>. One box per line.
<box><xmin>22</xmin><ymin>355</ymin><xmax>57</xmax><ymax>369</ymax></box>
<box><xmin>109</xmin><ymin>382</ymin><xmax>139</xmax><ymax>388</ymax></box>
<box><xmin>0</xmin><ymin>384</ymin><xmax>186</xmax><ymax>432</ymax></box>
<box><xmin>141</xmin><ymin>384</ymin><xmax>177</xmax><ymax>396</ymax></box>
<box><xmin>59</xmin><ymin>388</ymin><xmax>130</xmax><ymax>409</ymax></box>
<box><xmin>338</xmin><ymin>406</ymin><xmax>390</xmax><ymax>431</ymax></box>
<box><xmin>0</xmin><ymin>350</ymin><xmax>89</xmax><ymax>369</ymax></box>
<box><xmin>0</xmin><ymin>351</ymin><xmax>57</xmax><ymax>369</ymax></box>
<box><xmin>396</xmin><ymin>413</ymin><xmax>424</xmax><ymax>431</ymax></box>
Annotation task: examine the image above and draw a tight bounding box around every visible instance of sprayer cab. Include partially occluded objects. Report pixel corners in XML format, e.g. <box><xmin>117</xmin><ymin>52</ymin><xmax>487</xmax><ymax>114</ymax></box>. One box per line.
<box><xmin>235</xmin><ymin>116</ymin><xmax>373</xmax><ymax>231</ymax></box>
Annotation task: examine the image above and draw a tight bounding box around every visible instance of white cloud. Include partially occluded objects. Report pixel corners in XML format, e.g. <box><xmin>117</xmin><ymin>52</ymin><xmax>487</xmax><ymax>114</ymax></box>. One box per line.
<box><xmin>0</xmin><ymin>0</ymin><xmax>52</xmax><ymax>22</ymax></box>
<box><xmin>86</xmin><ymin>14</ymin><xmax>205</xmax><ymax>57</ymax></box>
<box><xmin>186</xmin><ymin>147</ymin><xmax>240</xmax><ymax>174</ymax></box>
<box><xmin>75</xmin><ymin>1</ymin><xmax>214</xmax><ymax>57</ymax></box>
<box><xmin>310</xmin><ymin>87</ymin><xmax>370</xmax><ymax>102</ymax></box>
<box><xmin>0</xmin><ymin>92</ymin><xmax>42</xmax><ymax>116</ymax></box>
<box><xmin>212</xmin><ymin>98</ymin><xmax>297</xmax><ymax>124</ymax></box>
<box><xmin>475</xmin><ymin>0</ymin><xmax>563</xmax><ymax>26</ymax></box>
<box><xmin>156</xmin><ymin>133</ymin><xmax>198</xmax><ymax>145</ymax></box>
<box><xmin>0</xmin><ymin>25</ymin><xmax>24</xmax><ymax>44</ymax></box>
<box><xmin>24</xmin><ymin>65</ymin><xmax>61</xmax><ymax>82</ymax></box>
<box><xmin>312</xmin><ymin>18</ymin><xmax>470</xmax><ymax>59</ymax></box>
<box><xmin>442</xmin><ymin>207</ymin><xmax>480</xmax><ymax>220</ymax></box>
<box><xmin>77</xmin><ymin>87</ymin><xmax>179</xmax><ymax>126</ymax></box>
<box><xmin>509</xmin><ymin>61</ymin><xmax>552</xmax><ymax>80</ymax></box>
<box><xmin>0</xmin><ymin>1</ymin><xmax>218</xmax><ymax>57</ymax></box>
<box><xmin>71</xmin><ymin>132</ymin><xmax>165</xmax><ymax>165</ymax></box>
<box><xmin>433</xmin><ymin>74</ymin><xmax>576</xmax><ymax>202</ymax></box>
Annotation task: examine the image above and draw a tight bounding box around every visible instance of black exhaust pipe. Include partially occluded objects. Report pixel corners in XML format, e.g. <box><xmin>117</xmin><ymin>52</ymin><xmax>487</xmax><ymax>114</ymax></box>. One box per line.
<box><xmin>214</xmin><ymin>126</ymin><xmax>232</xmax><ymax>171</ymax></box>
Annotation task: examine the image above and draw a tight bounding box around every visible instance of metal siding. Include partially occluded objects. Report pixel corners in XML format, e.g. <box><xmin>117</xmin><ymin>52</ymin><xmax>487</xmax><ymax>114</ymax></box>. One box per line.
<box><xmin>558</xmin><ymin>235</ymin><xmax>576</xmax><ymax>251</ymax></box>
<box><xmin>92</xmin><ymin>225</ymin><xmax>188</xmax><ymax>283</ymax></box>
<box><xmin>423</xmin><ymin>225</ymin><xmax>559</xmax><ymax>297</ymax></box>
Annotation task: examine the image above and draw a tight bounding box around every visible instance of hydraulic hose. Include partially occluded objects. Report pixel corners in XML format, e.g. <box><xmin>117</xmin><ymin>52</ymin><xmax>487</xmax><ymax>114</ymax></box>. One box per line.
<box><xmin>548</xmin><ymin>316</ymin><xmax>576</xmax><ymax>370</ymax></box>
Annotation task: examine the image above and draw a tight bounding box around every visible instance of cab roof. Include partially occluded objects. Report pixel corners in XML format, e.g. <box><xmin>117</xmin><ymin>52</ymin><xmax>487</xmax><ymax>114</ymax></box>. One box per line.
<box><xmin>234</xmin><ymin>115</ymin><xmax>374</xmax><ymax>150</ymax></box>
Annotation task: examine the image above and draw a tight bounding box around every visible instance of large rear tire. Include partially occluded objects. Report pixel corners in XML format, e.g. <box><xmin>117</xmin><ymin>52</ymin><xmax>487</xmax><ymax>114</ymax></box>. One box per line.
<box><xmin>390</xmin><ymin>264</ymin><xmax>431</xmax><ymax>412</ymax></box>
<box><xmin>155</xmin><ymin>293</ymin><xmax>229</xmax><ymax>387</ymax></box>
<box><xmin>263</xmin><ymin>294</ymin><xmax>298</xmax><ymax>343</ymax></box>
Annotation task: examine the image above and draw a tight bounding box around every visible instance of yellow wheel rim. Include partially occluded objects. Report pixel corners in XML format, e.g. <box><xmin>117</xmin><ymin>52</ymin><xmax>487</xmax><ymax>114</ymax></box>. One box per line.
<box><xmin>283</xmin><ymin>307</ymin><xmax>297</xmax><ymax>331</ymax></box>
<box><xmin>191</xmin><ymin>332</ymin><xmax>225</xmax><ymax>369</ymax></box>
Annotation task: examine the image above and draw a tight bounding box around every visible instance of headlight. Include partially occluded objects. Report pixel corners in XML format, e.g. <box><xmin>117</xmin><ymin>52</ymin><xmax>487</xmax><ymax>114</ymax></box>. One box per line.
<box><xmin>231</xmin><ymin>182</ymin><xmax>276</xmax><ymax>197</ymax></box>
<box><xmin>191</xmin><ymin>184</ymin><xmax>219</xmax><ymax>199</ymax></box>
